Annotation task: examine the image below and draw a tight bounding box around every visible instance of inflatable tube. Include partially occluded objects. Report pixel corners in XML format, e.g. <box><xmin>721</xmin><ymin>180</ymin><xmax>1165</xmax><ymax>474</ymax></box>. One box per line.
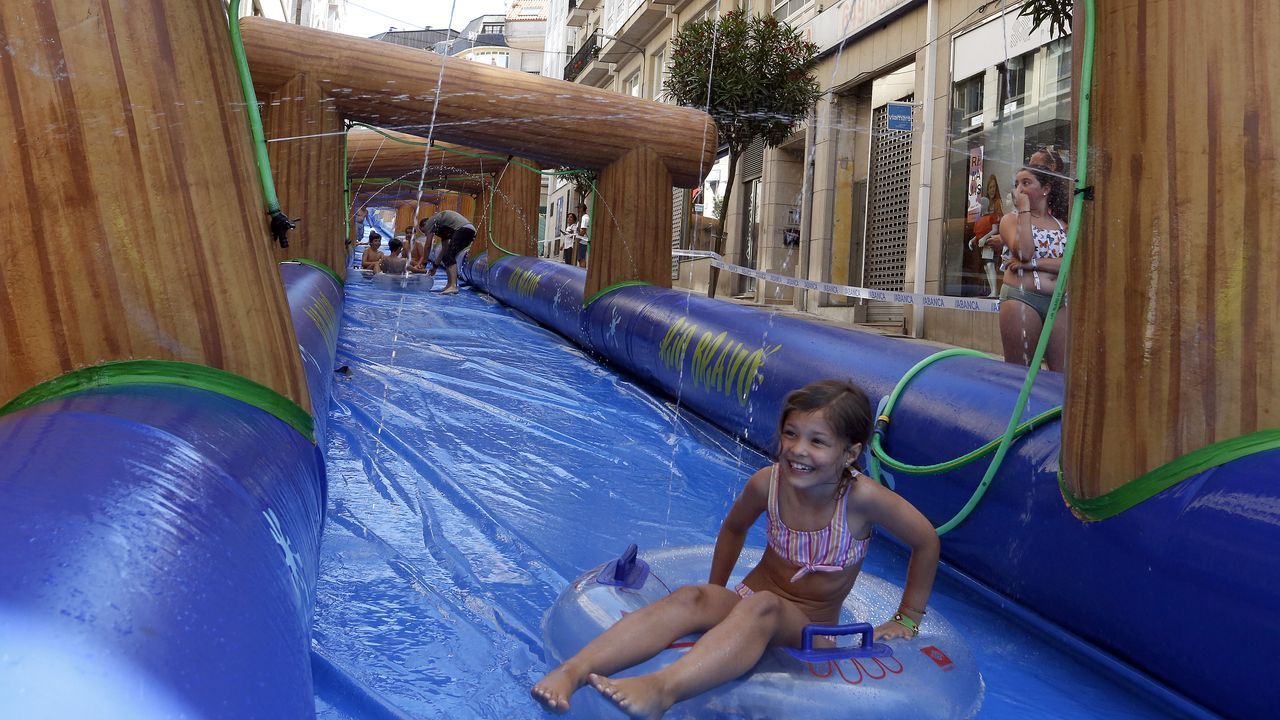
<box><xmin>464</xmin><ymin>254</ymin><xmax>1275</xmax><ymax>719</ymax></box>
<box><xmin>544</xmin><ymin>545</ymin><xmax>983</xmax><ymax>719</ymax></box>
<box><xmin>0</xmin><ymin>264</ymin><xmax>341</xmax><ymax>718</ymax></box>
<box><xmin>282</xmin><ymin>261</ymin><xmax>344</xmax><ymax>447</ymax></box>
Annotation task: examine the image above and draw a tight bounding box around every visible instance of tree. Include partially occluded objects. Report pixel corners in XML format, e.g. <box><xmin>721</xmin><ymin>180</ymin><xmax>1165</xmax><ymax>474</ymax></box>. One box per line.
<box><xmin>1020</xmin><ymin>0</ymin><xmax>1072</xmax><ymax>38</ymax></box>
<box><xmin>557</xmin><ymin>167</ymin><xmax>599</xmax><ymax>207</ymax></box>
<box><xmin>666</xmin><ymin>10</ymin><xmax>820</xmax><ymax>298</ymax></box>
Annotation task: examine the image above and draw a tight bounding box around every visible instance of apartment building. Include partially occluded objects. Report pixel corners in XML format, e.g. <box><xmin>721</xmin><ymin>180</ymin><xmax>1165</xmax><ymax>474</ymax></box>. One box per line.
<box><xmin>541</xmin><ymin>0</ymin><xmax>700</xmax><ymax>261</ymax></box>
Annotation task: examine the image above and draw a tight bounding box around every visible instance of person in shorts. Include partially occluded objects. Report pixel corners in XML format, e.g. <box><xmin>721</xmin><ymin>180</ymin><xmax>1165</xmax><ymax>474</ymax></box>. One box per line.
<box><xmin>418</xmin><ymin>210</ymin><xmax>476</xmax><ymax>295</ymax></box>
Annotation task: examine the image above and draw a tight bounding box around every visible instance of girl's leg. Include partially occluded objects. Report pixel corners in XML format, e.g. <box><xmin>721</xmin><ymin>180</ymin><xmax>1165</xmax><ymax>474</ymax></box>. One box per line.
<box><xmin>999</xmin><ymin>299</ymin><xmax>1045</xmax><ymax>366</ymax></box>
<box><xmin>1044</xmin><ymin>304</ymin><xmax>1070</xmax><ymax>372</ymax></box>
<box><xmin>531</xmin><ymin>584</ymin><xmax>739</xmax><ymax>712</ymax></box>
<box><xmin>588</xmin><ymin>590</ymin><xmax>812</xmax><ymax>719</ymax></box>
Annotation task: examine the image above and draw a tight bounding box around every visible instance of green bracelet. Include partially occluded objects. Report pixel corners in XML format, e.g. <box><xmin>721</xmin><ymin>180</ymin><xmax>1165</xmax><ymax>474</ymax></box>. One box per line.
<box><xmin>892</xmin><ymin>612</ymin><xmax>920</xmax><ymax>636</ymax></box>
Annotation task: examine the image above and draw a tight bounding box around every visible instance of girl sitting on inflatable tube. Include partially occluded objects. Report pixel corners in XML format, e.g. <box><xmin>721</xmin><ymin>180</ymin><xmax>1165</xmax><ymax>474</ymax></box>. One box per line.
<box><xmin>531</xmin><ymin>379</ymin><xmax>941</xmax><ymax>718</ymax></box>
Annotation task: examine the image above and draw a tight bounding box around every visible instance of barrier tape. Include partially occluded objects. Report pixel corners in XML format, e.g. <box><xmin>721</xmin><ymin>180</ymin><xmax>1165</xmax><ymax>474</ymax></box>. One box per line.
<box><xmin>673</xmin><ymin>249</ymin><xmax>1001</xmax><ymax>314</ymax></box>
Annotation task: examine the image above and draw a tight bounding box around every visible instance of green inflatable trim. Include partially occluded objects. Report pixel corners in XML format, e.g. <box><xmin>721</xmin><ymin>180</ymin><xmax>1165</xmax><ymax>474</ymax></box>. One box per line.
<box><xmin>584</xmin><ymin>280</ymin><xmax>651</xmax><ymax>307</ymax></box>
<box><xmin>0</xmin><ymin>360</ymin><xmax>315</xmax><ymax>442</ymax></box>
<box><xmin>283</xmin><ymin>258</ymin><xmax>344</xmax><ymax>288</ymax></box>
<box><xmin>1059</xmin><ymin>428</ymin><xmax>1280</xmax><ymax>522</ymax></box>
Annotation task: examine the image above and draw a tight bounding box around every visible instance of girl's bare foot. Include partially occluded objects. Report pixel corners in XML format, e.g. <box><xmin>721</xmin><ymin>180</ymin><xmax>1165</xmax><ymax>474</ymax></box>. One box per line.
<box><xmin>587</xmin><ymin>673</ymin><xmax>671</xmax><ymax>719</ymax></box>
<box><xmin>531</xmin><ymin>664</ymin><xmax>586</xmax><ymax>713</ymax></box>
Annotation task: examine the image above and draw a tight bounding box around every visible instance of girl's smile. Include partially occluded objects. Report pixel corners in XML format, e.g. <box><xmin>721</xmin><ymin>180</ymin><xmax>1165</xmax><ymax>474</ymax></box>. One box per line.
<box><xmin>778</xmin><ymin>410</ymin><xmax>857</xmax><ymax>491</ymax></box>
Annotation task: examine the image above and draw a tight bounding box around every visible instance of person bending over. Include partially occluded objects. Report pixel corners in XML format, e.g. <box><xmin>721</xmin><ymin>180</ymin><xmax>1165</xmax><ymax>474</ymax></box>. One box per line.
<box><xmin>417</xmin><ymin>210</ymin><xmax>476</xmax><ymax>295</ymax></box>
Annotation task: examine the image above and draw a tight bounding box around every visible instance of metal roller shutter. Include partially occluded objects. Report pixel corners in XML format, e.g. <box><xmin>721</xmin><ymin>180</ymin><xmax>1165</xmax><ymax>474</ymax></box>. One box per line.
<box><xmin>863</xmin><ymin>97</ymin><xmax>914</xmax><ymax>325</ymax></box>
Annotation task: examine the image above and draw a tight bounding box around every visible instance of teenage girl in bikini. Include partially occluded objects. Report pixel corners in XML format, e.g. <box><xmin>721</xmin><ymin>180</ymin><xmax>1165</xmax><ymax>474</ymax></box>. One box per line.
<box><xmin>997</xmin><ymin>162</ymin><xmax>1070</xmax><ymax>370</ymax></box>
<box><xmin>532</xmin><ymin>380</ymin><xmax>940</xmax><ymax>718</ymax></box>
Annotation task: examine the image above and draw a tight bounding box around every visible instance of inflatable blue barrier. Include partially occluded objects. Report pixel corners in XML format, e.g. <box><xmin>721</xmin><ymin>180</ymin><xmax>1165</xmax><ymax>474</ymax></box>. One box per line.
<box><xmin>282</xmin><ymin>261</ymin><xmax>344</xmax><ymax>444</ymax></box>
<box><xmin>462</xmin><ymin>253</ymin><xmax>1274</xmax><ymax>720</ymax></box>
<box><xmin>0</xmin><ymin>263</ymin><xmax>341</xmax><ymax>718</ymax></box>
<box><xmin>544</xmin><ymin>545</ymin><xmax>983</xmax><ymax>719</ymax></box>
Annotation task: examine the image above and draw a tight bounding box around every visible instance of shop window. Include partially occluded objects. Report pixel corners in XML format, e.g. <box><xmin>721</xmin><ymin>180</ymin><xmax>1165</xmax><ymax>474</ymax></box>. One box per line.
<box><xmin>738</xmin><ymin>178</ymin><xmax>761</xmax><ymax>296</ymax></box>
<box><xmin>941</xmin><ymin>33</ymin><xmax>1073</xmax><ymax>297</ymax></box>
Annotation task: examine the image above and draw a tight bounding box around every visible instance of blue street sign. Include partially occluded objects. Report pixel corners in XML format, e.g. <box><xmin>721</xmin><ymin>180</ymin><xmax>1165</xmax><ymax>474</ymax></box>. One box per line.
<box><xmin>887</xmin><ymin>101</ymin><xmax>913</xmax><ymax>131</ymax></box>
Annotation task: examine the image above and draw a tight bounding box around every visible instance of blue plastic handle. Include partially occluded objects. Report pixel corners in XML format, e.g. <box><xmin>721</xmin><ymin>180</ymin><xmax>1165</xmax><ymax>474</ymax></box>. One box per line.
<box><xmin>595</xmin><ymin>543</ymin><xmax>651</xmax><ymax>590</ymax></box>
<box><xmin>780</xmin><ymin>622</ymin><xmax>894</xmax><ymax>663</ymax></box>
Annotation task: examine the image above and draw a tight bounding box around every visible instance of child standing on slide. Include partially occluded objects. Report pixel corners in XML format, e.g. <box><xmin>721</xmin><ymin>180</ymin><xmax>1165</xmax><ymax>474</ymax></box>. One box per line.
<box><xmin>532</xmin><ymin>379</ymin><xmax>940</xmax><ymax>718</ymax></box>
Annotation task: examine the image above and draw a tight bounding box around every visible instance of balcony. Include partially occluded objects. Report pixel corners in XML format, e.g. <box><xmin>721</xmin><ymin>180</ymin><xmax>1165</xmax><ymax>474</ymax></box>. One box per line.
<box><xmin>566</xmin><ymin>0</ymin><xmax>588</xmax><ymax>27</ymax></box>
<box><xmin>563</xmin><ymin>31</ymin><xmax>599</xmax><ymax>82</ymax></box>
<box><xmin>597</xmin><ymin>0</ymin><xmax>670</xmax><ymax>64</ymax></box>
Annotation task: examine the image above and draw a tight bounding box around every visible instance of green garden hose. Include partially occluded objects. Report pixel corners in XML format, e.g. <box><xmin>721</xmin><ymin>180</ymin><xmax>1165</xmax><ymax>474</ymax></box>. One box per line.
<box><xmin>869</xmin><ymin>0</ymin><xmax>1095</xmax><ymax>535</ymax></box>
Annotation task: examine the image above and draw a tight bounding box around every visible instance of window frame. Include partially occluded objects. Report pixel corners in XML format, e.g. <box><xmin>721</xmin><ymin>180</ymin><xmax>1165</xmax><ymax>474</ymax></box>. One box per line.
<box><xmin>625</xmin><ymin>69</ymin><xmax>642</xmax><ymax>98</ymax></box>
<box><xmin>651</xmin><ymin>45</ymin><xmax>668</xmax><ymax>101</ymax></box>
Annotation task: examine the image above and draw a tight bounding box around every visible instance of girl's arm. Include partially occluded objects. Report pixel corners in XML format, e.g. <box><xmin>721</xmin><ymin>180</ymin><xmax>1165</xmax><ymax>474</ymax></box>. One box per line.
<box><xmin>999</xmin><ymin>211</ymin><xmax>1035</xmax><ymax>262</ymax></box>
<box><xmin>708</xmin><ymin>467</ymin><xmax>769</xmax><ymax>586</ymax></box>
<box><xmin>1006</xmin><ymin>255</ymin><xmax>1063</xmax><ymax>276</ymax></box>
<box><xmin>856</xmin><ymin>483</ymin><xmax>940</xmax><ymax>640</ymax></box>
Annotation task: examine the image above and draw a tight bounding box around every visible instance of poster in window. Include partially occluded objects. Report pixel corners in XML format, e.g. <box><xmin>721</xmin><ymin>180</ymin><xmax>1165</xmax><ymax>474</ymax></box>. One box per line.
<box><xmin>966</xmin><ymin>146</ymin><xmax>984</xmax><ymax>223</ymax></box>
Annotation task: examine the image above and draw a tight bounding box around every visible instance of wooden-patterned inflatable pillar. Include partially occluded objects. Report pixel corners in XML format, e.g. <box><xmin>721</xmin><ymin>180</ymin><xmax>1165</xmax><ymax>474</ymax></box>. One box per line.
<box><xmin>485</xmin><ymin>159</ymin><xmax>541</xmax><ymax>258</ymax></box>
<box><xmin>1062</xmin><ymin>0</ymin><xmax>1280</xmax><ymax>500</ymax></box>
<box><xmin>263</xmin><ymin>73</ymin><xmax>346</xmax><ymax>279</ymax></box>
<box><xmin>458</xmin><ymin>192</ymin><xmax>478</xmax><ymax>221</ymax></box>
<box><xmin>585</xmin><ymin>146</ymin><xmax>674</xmax><ymax>302</ymax></box>
<box><xmin>0</xmin><ymin>1</ymin><xmax>309</xmax><ymax>412</ymax></box>
<box><xmin>394</xmin><ymin>201</ymin><xmax>417</xmax><ymax>237</ymax></box>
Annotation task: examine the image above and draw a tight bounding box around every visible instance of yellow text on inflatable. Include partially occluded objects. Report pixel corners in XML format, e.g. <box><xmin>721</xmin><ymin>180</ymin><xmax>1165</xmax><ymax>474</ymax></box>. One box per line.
<box><xmin>303</xmin><ymin>293</ymin><xmax>339</xmax><ymax>350</ymax></box>
<box><xmin>507</xmin><ymin>267</ymin><xmax>543</xmax><ymax>299</ymax></box>
<box><xmin>660</xmin><ymin>318</ymin><xmax>782</xmax><ymax>406</ymax></box>
<box><xmin>659</xmin><ymin>317</ymin><xmax>699</xmax><ymax>370</ymax></box>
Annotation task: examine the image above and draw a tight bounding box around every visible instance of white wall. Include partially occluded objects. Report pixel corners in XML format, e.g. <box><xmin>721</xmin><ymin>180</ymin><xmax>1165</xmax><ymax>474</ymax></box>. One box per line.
<box><xmin>236</xmin><ymin>0</ymin><xmax>344</xmax><ymax>30</ymax></box>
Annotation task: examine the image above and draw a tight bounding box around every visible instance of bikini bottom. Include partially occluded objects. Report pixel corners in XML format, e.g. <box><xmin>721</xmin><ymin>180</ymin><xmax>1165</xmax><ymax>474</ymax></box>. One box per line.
<box><xmin>1000</xmin><ymin>284</ymin><xmax>1054</xmax><ymax>323</ymax></box>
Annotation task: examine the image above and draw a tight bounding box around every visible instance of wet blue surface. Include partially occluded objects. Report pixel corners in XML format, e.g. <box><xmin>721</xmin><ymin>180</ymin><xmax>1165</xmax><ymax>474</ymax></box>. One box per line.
<box><xmin>312</xmin><ymin>274</ymin><xmax>1203</xmax><ymax>719</ymax></box>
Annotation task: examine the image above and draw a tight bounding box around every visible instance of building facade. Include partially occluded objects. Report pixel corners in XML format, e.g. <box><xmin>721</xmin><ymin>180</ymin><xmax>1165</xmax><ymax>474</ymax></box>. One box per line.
<box><xmin>541</xmin><ymin>0</ymin><xmax>700</xmax><ymax>260</ymax></box>
<box><xmin>778</xmin><ymin>0</ymin><xmax>1072</xmax><ymax>350</ymax></box>
<box><xmin>545</xmin><ymin>0</ymin><xmax>1071</xmax><ymax>352</ymax></box>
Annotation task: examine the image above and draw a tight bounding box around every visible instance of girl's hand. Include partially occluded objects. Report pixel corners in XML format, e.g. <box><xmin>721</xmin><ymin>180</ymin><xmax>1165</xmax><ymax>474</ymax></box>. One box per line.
<box><xmin>874</xmin><ymin>619</ymin><xmax>917</xmax><ymax>642</ymax></box>
<box><xmin>1014</xmin><ymin>190</ymin><xmax>1031</xmax><ymax>213</ymax></box>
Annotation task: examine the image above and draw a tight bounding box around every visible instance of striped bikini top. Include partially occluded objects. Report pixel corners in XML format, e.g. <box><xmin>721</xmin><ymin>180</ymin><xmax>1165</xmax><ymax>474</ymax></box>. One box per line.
<box><xmin>766</xmin><ymin>464</ymin><xmax>871</xmax><ymax>582</ymax></box>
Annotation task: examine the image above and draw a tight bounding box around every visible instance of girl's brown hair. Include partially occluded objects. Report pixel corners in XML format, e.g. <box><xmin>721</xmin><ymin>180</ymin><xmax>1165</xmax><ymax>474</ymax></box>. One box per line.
<box><xmin>777</xmin><ymin>380</ymin><xmax>874</xmax><ymax>498</ymax></box>
<box><xmin>1026</xmin><ymin>146</ymin><xmax>1071</xmax><ymax>219</ymax></box>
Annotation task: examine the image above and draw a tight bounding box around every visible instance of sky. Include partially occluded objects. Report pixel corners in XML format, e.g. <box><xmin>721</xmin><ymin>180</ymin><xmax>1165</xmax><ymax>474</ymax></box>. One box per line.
<box><xmin>340</xmin><ymin>0</ymin><xmax>512</xmax><ymax>38</ymax></box>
